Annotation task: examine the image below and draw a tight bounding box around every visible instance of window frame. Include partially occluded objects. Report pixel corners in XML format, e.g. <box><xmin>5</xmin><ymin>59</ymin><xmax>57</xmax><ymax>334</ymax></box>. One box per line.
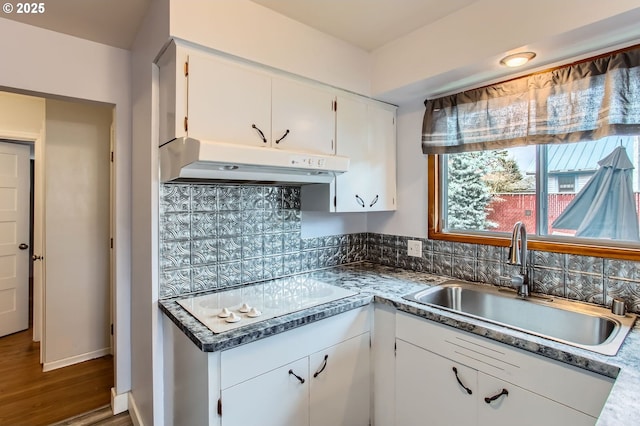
<box><xmin>427</xmin><ymin>154</ymin><xmax>640</xmax><ymax>261</ymax></box>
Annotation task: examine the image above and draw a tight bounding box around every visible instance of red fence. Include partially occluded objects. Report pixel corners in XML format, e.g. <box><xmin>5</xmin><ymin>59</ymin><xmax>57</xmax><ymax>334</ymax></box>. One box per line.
<box><xmin>485</xmin><ymin>193</ymin><xmax>640</xmax><ymax>235</ymax></box>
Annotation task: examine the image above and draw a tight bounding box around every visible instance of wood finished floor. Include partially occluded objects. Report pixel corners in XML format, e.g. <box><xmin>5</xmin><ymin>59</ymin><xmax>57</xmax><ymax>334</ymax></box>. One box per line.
<box><xmin>0</xmin><ymin>328</ymin><xmax>131</xmax><ymax>426</ymax></box>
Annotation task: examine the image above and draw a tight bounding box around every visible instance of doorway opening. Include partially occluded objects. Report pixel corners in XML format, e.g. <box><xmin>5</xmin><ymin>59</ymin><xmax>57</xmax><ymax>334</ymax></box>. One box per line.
<box><xmin>0</xmin><ymin>92</ymin><xmax>115</xmax><ymax>423</ymax></box>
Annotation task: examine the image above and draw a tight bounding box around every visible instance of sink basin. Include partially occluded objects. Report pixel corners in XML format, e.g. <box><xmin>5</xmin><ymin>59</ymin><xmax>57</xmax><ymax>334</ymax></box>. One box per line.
<box><xmin>403</xmin><ymin>281</ymin><xmax>636</xmax><ymax>356</ymax></box>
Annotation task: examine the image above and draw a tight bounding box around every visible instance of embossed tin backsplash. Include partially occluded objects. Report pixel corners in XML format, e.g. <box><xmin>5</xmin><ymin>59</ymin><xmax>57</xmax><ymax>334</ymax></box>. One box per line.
<box><xmin>159</xmin><ymin>183</ymin><xmax>366</xmax><ymax>298</ymax></box>
<box><xmin>159</xmin><ymin>183</ymin><xmax>640</xmax><ymax>313</ymax></box>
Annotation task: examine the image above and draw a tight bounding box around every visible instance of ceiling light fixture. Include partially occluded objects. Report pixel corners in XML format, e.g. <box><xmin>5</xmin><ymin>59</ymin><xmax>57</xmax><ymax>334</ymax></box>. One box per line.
<box><xmin>499</xmin><ymin>51</ymin><xmax>536</xmax><ymax>67</ymax></box>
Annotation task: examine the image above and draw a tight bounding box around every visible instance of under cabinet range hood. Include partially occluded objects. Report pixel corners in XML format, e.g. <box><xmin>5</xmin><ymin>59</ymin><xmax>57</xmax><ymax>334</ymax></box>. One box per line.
<box><xmin>160</xmin><ymin>137</ymin><xmax>349</xmax><ymax>184</ymax></box>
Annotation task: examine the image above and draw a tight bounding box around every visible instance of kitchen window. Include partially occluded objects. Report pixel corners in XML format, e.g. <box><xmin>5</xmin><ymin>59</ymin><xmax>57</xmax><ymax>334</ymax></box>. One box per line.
<box><xmin>424</xmin><ymin>46</ymin><xmax>640</xmax><ymax>259</ymax></box>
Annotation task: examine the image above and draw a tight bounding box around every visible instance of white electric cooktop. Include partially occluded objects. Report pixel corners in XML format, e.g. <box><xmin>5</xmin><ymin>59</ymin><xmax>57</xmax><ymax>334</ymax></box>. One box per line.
<box><xmin>177</xmin><ymin>277</ymin><xmax>358</xmax><ymax>334</ymax></box>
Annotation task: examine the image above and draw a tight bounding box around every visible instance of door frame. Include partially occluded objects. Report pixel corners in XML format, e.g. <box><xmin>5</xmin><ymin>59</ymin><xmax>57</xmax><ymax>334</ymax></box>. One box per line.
<box><xmin>0</xmin><ymin>130</ymin><xmax>44</xmax><ymax>355</ymax></box>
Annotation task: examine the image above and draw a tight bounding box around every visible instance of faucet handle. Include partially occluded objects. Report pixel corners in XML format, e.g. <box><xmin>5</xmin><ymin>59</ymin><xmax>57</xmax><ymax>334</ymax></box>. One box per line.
<box><xmin>498</xmin><ymin>275</ymin><xmax>524</xmax><ymax>287</ymax></box>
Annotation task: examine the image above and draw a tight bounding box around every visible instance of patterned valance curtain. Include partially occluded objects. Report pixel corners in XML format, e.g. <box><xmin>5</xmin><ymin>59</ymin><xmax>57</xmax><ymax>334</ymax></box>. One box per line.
<box><xmin>422</xmin><ymin>47</ymin><xmax>640</xmax><ymax>154</ymax></box>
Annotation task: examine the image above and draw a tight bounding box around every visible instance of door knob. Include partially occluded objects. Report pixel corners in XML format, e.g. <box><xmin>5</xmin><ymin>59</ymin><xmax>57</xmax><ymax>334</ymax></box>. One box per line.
<box><xmin>32</xmin><ymin>255</ymin><xmax>43</xmax><ymax>261</ymax></box>
<box><xmin>19</xmin><ymin>243</ymin><xmax>29</xmax><ymax>250</ymax></box>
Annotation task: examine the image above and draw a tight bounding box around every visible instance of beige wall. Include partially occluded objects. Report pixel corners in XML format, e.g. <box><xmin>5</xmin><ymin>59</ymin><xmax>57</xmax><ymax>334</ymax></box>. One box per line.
<box><xmin>0</xmin><ymin>92</ymin><xmax>45</xmax><ymax>135</ymax></box>
<box><xmin>43</xmin><ymin>99</ymin><xmax>112</xmax><ymax>368</ymax></box>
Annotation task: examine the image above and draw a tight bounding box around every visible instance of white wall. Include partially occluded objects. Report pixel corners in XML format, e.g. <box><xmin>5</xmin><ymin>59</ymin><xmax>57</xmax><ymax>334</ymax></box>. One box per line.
<box><xmin>0</xmin><ymin>17</ymin><xmax>132</xmax><ymax>397</ymax></box>
<box><xmin>169</xmin><ymin>0</ymin><xmax>372</xmax><ymax>95</ymax></box>
<box><xmin>371</xmin><ymin>0</ymin><xmax>640</xmax><ymax>101</ymax></box>
<box><xmin>130</xmin><ymin>0</ymin><xmax>170</xmax><ymax>424</ymax></box>
<box><xmin>44</xmin><ymin>99</ymin><xmax>112</xmax><ymax>368</ymax></box>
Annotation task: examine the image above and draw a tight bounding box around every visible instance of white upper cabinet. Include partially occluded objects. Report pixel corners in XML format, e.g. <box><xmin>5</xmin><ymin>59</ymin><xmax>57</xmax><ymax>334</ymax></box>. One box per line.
<box><xmin>187</xmin><ymin>51</ymin><xmax>272</xmax><ymax>147</ymax></box>
<box><xmin>334</xmin><ymin>96</ymin><xmax>369</xmax><ymax>211</ymax></box>
<box><xmin>272</xmin><ymin>77</ymin><xmax>336</xmax><ymax>155</ymax></box>
<box><xmin>364</xmin><ymin>103</ymin><xmax>396</xmax><ymax>211</ymax></box>
<box><xmin>158</xmin><ymin>41</ymin><xmax>336</xmax><ymax>154</ymax></box>
<box><xmin>303</xmin><ymin>95</ymin><xmax>397</xmax><ymax>212</ymax></box>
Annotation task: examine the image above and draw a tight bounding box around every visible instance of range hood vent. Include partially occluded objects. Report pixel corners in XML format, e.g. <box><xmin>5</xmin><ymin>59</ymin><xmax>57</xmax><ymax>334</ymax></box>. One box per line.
<box><xmin>160</xmin><ymin>137</ymin><xmax>349</xmax><ymax>184</ymax></box>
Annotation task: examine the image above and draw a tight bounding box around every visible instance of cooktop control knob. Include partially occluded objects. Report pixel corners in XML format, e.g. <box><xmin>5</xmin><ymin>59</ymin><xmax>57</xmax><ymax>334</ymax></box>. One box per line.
<box><xmin>247</xmin><ymin>307</ymin><xmax>263</xmax><ymax>318</ymax></box>
<box><xmin>225</xmin><ymin>312</ymin><xmax>241</xmax><ymax>323</ymax></box>
<box><xmin>239</xmin><ymin>303</ymin><xmax>252</xmax><ymax>313</ymax></box>
<box><xmin>218</xmin><ymin>307</ymin><xmax>231</xmax><ymax>318</ymax></box>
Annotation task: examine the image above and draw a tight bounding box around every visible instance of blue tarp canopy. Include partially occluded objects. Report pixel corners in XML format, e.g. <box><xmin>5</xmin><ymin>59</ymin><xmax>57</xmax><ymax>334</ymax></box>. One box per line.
<box><xmin>552</xmin><ymin>146</ymin><xmax>640</xmax><ymax>241</ymax></box>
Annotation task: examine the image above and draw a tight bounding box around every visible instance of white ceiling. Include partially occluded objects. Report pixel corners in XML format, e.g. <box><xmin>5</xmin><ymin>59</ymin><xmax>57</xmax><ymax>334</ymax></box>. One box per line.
<box><xmin>0</xmin><ymin>0</ymin><xmax>477</xmax><ymax>52</ymax></box>
<box><xmin>1</xmin><ymin>0</ymin><xmax>151</xmax><ymax>49</ymax></box>
<box><xmin>251</xmin><ymin>0</ymin><xmax>478</xmax><ymax>51</ymax></box>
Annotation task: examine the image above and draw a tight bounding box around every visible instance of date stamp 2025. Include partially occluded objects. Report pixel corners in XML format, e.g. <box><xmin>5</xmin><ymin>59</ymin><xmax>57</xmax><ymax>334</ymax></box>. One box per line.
<box><xmin>3</xmin><ymin>2</ymin><xmax>46</xmax><ymax>14</ymax></box>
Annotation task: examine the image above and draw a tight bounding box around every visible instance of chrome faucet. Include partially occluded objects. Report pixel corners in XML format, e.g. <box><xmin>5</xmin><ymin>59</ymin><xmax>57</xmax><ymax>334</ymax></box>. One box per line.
<box><xmin>507</xmin><ymin>221</ymin><xmax>529</xmax><ymax>298</ymax></box>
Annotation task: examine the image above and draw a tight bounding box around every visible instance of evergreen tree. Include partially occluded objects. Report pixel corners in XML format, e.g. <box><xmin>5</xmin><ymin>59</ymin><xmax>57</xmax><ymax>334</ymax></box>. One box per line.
<box><xmin>446</xmin><ymin>151</ymin><xmax>496</xmax><ymax>230</ymax></box>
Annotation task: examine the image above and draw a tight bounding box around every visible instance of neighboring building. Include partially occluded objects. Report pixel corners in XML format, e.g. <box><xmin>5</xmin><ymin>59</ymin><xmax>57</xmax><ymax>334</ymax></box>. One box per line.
<box><xmin>535</xmin><ymin>136</ymin><xmax>640</xmax><ymax>194</ymax></box>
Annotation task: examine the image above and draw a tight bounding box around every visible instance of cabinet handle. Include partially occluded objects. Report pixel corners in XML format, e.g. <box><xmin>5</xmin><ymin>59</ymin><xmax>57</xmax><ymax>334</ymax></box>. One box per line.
<box><xmin>275</xmin><ymin>129</ymin><xmax>290</xmax><ymax>144</ymax></box>
<box><xmin>452</xmin><ymin>367</ymin><xmax>472</xmax><ymax>395</ymax></box>
<box><xmin>484</xmin><ymin>388</ymin><xmax>509</xmax><ymax>404</ymax></box>
<box><xmin>251</xmin><ymin>124</ymin><xmax>267</xmax><ymax>143</ymax></box>
<box><xmin>355</xmin><ymin>195</ymin><xmax>365</xmax><ymax>207</ymax></box>
<box><xmin>369</xmin><ymin>195</ymin><xmax>379</xmax><ymax>207</ymax></box>
<box><xmin>313</xmin><ymin>355</ymin><xmax>329</xmax><ymax>378</ymax></box>
<box><xmin>288</xmin><ymin>369</ymin><xmax>305</xmax><ymax>384</ymax></box>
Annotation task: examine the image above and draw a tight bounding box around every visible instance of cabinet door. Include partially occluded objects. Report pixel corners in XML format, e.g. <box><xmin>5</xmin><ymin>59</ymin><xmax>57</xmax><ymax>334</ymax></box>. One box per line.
<box><xmin>221</xmin><ymin>357</ymin><xmax>309</xmax><ymax>426</ymax></box>
<box><xmin>309</xmin><ymin>333</ymin><xmax>370</xmax><ymax>426</ymax></box>
<box><xmin>157</xmin><ymin>42</ymin><xmax>188</xmax><ymax>144</ymax></box>
<box><xmin>334</xmin><ymin>96</ymin><xmax>370</xmax><ymax>212</ymax></box>
<box><xmin>366</xmin><ymin>104</ymin><xmax>396</xmax><ymax>211</ymax></box>
<box><xmin>395</xmin><ymin>339</ymin><xmax>476</xmax><ymax>426</ymax></box>
<box><xmin>187</xmin><ymin>52</ymin><xmax>272</xmax><ymax>147</ymax></box>
<box><xmin>477</xmin><ymin>372</ymin><xmax>595</xmax><ymax>426</ymax></box>
<box><xmin>272</xmin><ymin>77</ymin><xmax>336</xmax><ymax>155</ymax></box>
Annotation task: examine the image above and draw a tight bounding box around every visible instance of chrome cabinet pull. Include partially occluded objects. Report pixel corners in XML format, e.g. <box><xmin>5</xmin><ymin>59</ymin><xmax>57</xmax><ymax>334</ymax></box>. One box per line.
<box><xmin>288</xmin><ymin>369</ymin><xmax>305</xmax><ymax>384</ymax></box>
<box><xmin>275</xmin><ymin>129</ymin><xmax>290</xmax><ymax>144</ymax></box>
<box><xmin>452</xmin><ymin>367</ymin><xmax>472</xmax><ymax>395</ymax></box>
<box><xmin>251</xmin><ymin>124</ymin><xmax>267</xmax><ymax>143</ymax></box>
<box><xmin>355</xmin><ymin>195</ymin><xmax>365</xmax><ymax>207</ymax></box>
<box><xmin>369</xmin><ymin>194</ymin><xmax>379</xmax><ymax>207</ymax></box>
<box><xmin>313</xmin><ymin>355</ymin><xmax>329</xmax><ymax>378</ymax></box>
<box><xmin>484</xmin><ymin>388</ymin><xmax>509</xmax><ymax>404</ymax></box>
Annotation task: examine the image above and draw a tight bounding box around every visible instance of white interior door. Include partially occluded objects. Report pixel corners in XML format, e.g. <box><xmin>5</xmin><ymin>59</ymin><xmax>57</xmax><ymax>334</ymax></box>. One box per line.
<box><xmin>0</xmin><ymin>141</ymin><xmax>30</xmax><ymax>337</ymax></box>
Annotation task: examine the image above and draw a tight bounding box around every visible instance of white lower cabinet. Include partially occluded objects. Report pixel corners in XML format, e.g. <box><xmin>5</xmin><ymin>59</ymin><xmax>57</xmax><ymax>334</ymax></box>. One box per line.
<box><xmin>396</xmin><ymin>339</ymin><xmax>476</xmax><ymax>426</ymax></box>
<box><xmin>165</xmin><ymin>305</ymin><xmax>615</xmax><ymax>426</ymax></box>
<box><xmin>220</xmin><ymin>333</ymin><xmax>370</xmax><ymax>426</ymax></box>
<box><xmin>395</xmin><ymin>312</ymin><xmax>614</xmax><ymax>426</ymax></box>
<box><xmin>309</xmin><ymin>333</ymin><xmax>371</xmax><ymax>426</ymax></box>
<box><xmin>221</xmin><ymin>357</ymin><xmax>310</xmax><ymax>426</ymax></box>
<box><xmin>164</xmin><ymin>306</ymin><xmax>371</xmax><ymax>426</ymax></box>
<box><xmin>396</xmin><ymin>339</ymin><xmax>595</xmax><ymax>426</ymax></box>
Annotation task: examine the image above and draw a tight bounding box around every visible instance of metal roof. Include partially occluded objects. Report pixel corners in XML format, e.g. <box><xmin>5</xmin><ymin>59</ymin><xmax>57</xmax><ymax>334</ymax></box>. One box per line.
<box><xmin>547</xmin><ymin>137</ymin><xmax>634</xmax><ymax>174</ymax></box>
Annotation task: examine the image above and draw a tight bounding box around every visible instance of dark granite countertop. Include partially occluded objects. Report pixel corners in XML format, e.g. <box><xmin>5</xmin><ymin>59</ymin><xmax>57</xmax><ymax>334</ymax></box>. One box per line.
<box><xmin>159</xmin><ymin>262</ymin><xmax>639</xmax><ymax>425</ymax></box>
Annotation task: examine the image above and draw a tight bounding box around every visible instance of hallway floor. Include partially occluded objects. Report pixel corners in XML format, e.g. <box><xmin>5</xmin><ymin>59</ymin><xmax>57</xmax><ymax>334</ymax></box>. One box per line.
<box><xmin>0</xmin><ymin>328</ymin><xmax>118</xmax><ymax>425</ymax></box>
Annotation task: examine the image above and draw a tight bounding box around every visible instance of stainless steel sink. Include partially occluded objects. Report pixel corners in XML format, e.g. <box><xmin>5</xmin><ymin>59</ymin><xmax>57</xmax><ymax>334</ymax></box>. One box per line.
<box><xmin>403</xmin><ymin>281</ymin><xmax>636</xmax><ymax>356</ymax></box>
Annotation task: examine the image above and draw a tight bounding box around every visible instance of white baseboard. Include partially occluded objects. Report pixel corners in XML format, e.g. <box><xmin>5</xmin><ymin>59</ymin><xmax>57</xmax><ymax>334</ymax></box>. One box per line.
<box><xmin>111</xmin><ymin>388</ymin><xmax>129</xmax><ymax>415</ymax></box>
<box><xmin>128</xmin><ymin>392</ymin><xmax>144</xmax><ymax>426</ymax></box>
<box><xmin>42</xmin><ymin>347</ymin><xmax>111</xmax><ymax>372</ymax></box>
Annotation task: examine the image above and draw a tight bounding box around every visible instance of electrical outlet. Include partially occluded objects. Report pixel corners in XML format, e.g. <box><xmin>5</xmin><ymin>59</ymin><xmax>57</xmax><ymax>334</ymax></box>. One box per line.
<box><xmin>407</xmin><ymin>240</ymin><xmax>422</xmax><ymax>257</ymax></box>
